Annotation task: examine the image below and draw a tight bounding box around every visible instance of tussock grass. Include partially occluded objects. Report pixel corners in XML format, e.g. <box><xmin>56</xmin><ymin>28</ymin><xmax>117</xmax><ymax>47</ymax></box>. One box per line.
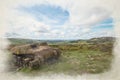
<box><xmin>8</xmin><ymin>38</ymin><xmax>114</xmax><ymax>74</ymax></box>
<box><xmin>19</xmin><ymin>50</ymin><xmax>113</xmax><ymax>74</ymax></box>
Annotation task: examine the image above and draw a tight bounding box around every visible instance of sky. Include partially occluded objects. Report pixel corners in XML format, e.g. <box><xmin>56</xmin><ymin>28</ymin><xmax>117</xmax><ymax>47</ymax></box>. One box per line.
<box><xmin>4</xmin><ymin>1</ymin><xmax>115</xmax><ymax>40</ymax></box>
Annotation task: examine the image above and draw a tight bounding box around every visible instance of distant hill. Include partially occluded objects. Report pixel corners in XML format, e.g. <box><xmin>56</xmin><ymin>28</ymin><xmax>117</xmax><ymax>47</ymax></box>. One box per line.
<box><xmin>7</xmin><ymin>37</ymin><xmax>115</xmax><ymax>45</ymax></box>
<box><xmin>7</xmin><ymin>38</ymin><xmax>70</xmax><ymax>45</ymax></box>
<box><xmin>87</xmin><ymin>37</ymin><xmax>115</xmax><ymax>44</ymax></box>
<box><xmin>8</xmin><ymin>38</ymin><xmax>36</xmax><ymax>45</ymax></box>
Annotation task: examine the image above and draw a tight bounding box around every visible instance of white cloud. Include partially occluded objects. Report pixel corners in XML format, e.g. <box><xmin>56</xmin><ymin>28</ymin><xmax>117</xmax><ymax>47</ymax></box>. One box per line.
<box><xmin>81</xmin><ymin>28</ymin><xmax>91</xmax><ymax>33</ymax></box>
<box><xmin>81</xmin><ymin>29</ymin><xmax>115</xmax><ymax>39</ymax></box>
<box><xmin>2</xmin><ymin>0</ymin><xmax>115</xmax><ymax>40</ymax></box>
<box><xmin>70</xmin><ymin>7</ymin><xmax>111</xmax><ymax>28</ymax></box>
<box><xmin>4</xmin><ymin>10</ymin><xmax>53</xmax><ymax>39</ymax></box>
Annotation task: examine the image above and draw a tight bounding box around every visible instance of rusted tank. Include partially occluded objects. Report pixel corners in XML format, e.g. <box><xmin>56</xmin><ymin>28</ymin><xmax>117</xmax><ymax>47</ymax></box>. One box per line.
<box><xmin>10</xmin><ymin>42</ymin><xmax>61</xmax><ymax>69</ymax></box>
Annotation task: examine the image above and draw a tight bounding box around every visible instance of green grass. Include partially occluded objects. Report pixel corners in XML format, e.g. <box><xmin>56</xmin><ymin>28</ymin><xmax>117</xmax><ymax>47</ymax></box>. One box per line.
<box><xmin>19</xmin><ymin>50</ymin><xmax>113</xmax><ymax>74</ymax></box>
<box><xmin>8</xmin><ymin>38</ymin><xmax>114</xmax><ymax>74</ymax></box>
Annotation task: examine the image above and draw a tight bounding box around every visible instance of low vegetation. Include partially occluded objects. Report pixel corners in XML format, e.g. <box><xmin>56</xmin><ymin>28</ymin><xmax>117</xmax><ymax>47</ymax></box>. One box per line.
<box><xmin>8</xmin><ymin>37</ymin><xmax>115</xmax><ymax>74</ymax></box>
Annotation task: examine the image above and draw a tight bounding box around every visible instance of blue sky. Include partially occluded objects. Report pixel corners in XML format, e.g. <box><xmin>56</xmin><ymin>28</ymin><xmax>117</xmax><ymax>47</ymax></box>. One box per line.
<box><xmin>19</xmin><ymin>4</ymin><xmax>69</xmax><ymax>25</ymax></box>
<box><xmin>94</xmin><ymin>17</ymin><xmax>113</xmax><ymax>29</ymax></box>
<box><xmin>5</xmin><ymin>4</ymin><xmax>115</xmax><ymax>40</ymax></box>
<box><xmin>91</xmin><ymin>17</ymin><xmax>113</xmax><ymax>32</ymax></box>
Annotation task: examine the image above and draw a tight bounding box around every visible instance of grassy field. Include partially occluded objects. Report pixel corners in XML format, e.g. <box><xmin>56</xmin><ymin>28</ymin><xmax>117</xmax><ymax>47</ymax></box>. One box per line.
<box><xmin>31</xmin><ymin>51</ymin><xmax>112</xmax><ymax>74</ymax></box>
<box><xmin>8</xmin><ymin>37</ymin><xmax>114</xmax><ymax>74</ymax></box>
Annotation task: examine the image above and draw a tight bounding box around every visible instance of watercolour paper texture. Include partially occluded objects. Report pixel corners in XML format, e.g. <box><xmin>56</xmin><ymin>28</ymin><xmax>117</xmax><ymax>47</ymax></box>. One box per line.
<box><xmin>0</xmin><ymin>0</ymin><xmax>120</xmax><ymax>80</ymax></box>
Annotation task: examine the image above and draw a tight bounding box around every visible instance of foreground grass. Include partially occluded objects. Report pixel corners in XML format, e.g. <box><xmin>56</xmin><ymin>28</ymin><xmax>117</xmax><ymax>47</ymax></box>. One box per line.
<box><xmin>8</xmin><ymin>37</ymin><xmax>114</xmax><ymax>74</ymax></box>
<box><xmin>20</xmin><ymin>50</ymin><xmax>113</xmax><ymax>74</ymax></box>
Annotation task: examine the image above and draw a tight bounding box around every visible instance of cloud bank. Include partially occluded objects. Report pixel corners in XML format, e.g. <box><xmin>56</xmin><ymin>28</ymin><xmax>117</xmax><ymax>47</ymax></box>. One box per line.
<box><xmin>1</xmin><ymin>0</ymin><xmax>115</xmax><ymax>40</ymax></box>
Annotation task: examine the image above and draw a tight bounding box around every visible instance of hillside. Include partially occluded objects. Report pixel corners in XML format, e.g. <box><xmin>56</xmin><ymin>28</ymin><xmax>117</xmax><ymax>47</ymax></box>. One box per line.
<box><xmin>87</xmin><ymin>37</ymin><xmax>115</xmax><ymax>44</ymax></box>
<box><xmin>7</xmin><ymin>37</ymin><xmax>115</xmax><ymax>74</ymax></box>
<box><xmin>7</xmin><ymin>37</ymin><xmax>115</xmax><ymax>45</ymax></box>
